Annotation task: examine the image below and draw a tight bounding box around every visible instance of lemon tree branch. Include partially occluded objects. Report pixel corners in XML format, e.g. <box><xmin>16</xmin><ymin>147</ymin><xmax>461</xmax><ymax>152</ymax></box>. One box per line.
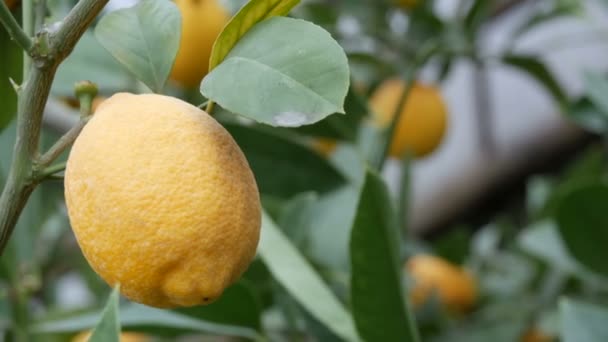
<box><xmin>0</xmin><ymin>0</ymin><xmax>109</xmax><ymax>256</ymax></box>
<box><xmin>36</xmin><ymin>117</ymin><xmax>89</xmax><ymax>171</ymax></box>
<box><xmin>0</xmin><ymin>0</ymin><xmax>33</xmax><ymax>53</ymax></box>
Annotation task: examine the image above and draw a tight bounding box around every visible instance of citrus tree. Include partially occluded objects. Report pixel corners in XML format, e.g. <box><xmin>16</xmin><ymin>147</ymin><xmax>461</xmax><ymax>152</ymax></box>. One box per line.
<box><xmin>0</xmin><ymin>0</ymin><xmax>606</xmax><ymax>341</ymax></box>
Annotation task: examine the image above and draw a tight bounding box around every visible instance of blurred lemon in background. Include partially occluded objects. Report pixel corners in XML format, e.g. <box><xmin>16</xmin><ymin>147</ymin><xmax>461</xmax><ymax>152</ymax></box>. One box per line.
<box><xmin>406</xmin><ymin>254</ymin><xmax>476</xmax><ymax>312</ymax></box>
<box><xmin>370</xmin><ymin>79</ymin><xmax>447</xmax><ymax>158</ymax></box>
<box><xmin>170</xmin><ymin>0</ymin><xmax>230</xmax><ymax>88</ymax></box>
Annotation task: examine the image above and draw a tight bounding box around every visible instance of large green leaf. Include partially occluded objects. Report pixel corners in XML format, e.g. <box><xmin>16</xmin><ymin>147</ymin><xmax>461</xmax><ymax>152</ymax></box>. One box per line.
<box><xmin>502</xmin><ymin>54</ymin><xmax>567</xmax><ymax>108</ymax></box>
<box><xmin>32</xmin><ymin>303</ymin><xmax>259</xmax><ymax>339</ymax></box>
<box><xmin>208</xmin><ymin>0</ymin><xmax>300</xmax><ymax>72</ymax></box>
<box><xmin>350</xmin><ymin>170</ymin><xmax>419</xmax><ymax>342</ymax></box>
<box><xmin>202</xmin><ymin>17</ymin><xmax>349</xmax><ymax>127</ymax></box>
<box><xmin>53</xmin><ymin>32</ymin><xmax>133</xmax><ymax>96</ymax></box>
<box><xmin>258</xmin><ymin>211</ymin><xmax>359</xmax><ymax>342</ymax></box>
<box><xmin>560</xmin><ymin>299</ymin><xmax>608</xmax><ymax>342</ymax></box>
<box><xmin>0</xmin><ymin>21</ymin><xmax>21</xmax><ymax>132</ymax></box>
<box><xmin>89</xmin><ymin>286</ymin><xmax>120</xmax><ymax>342</ymax></box>
<box><xmin>225</xmin><ymin>123</ymin><xmax>344</xmax><ymax>198</ymax></box>
<box><xmin>95</xmin><ymin>0</ymin><xmax>181</xmax><ymax>92</ymax></box>
<box><xmin>556</xmin><ymin>182</ymin><xmax>608</xmax><ymax>277</ymax></box>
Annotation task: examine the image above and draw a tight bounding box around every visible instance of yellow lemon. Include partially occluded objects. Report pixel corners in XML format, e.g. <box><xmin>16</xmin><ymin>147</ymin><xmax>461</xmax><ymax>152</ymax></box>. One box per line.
<box><xmin>65</xmin><ymin>93</ymin><xmax>261</xmax><ymax>308</ymax></box>
<box><xmin>370</xmin><ymin>79</ymin><xmax>447</xmax><ymax>158</ymax></box>
<box><xmin>72</xmin><ymin>331</ymin><xmax>149</xmax><ymax>342</ymax></box>
<box><xmin>406</xmin><ymin>255</ymin><xmax>476</xmax><ymax>312</ymax></box>
<box><xmin>170</xmin><ymin>0</ymin><xmax>230</xmax><ymax>88</ymax></box>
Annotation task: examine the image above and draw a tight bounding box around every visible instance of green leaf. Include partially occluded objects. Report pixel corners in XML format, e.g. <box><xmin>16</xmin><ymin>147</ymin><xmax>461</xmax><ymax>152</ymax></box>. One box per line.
<box><xmin>502</xmin><ymin>54</ymin><xmax>567</xmax><ymax>108</ymax></box>
<box><xmin>225</xmin><ymin>123</ymin><xmax>344</xmax><ymax>198</ymax></box>
<box><xmin>89</xmin><ymin>286</ymin><xmax>120</xmax><ymax>342</ymax></box>
<box><xmin>556</xmin><ymin>182</ymin><xmax>608</xmax><ymax>278</ymax></box>
<box><xmin>258</xmin><ymin>211</ymin><xmax>359</xmax><ymax>342</ymax></box>
<box><xmin>174</xmin><ymin>281</ymin><xmax>262</xmax><ymax>332</ymax></box>
<box><xmin>95</xmin><ymin>0</ymin><xmax>181</xmax><ymax>92</ymax></box>
<box><xmin>350</xmin><ymin>170</ymin><xmax>419</xmax><ymax>342</ymax></box>
<box><xmin>53</xmin><ymin>32</ymin><xmax>134</xmax><ymax>96</ymax></box>
<box><xmin>33</xmin><ymin>303</ymin><xmax>259</xmax><ymax>339</ymax></box>
<box><xmin>560</xmin><ymin>299</ymin><xmax>608</xmax><ymax>342</ymax></box>
<box><xmin>208</xmin><ymin>0</ymin><xmax>300</xmax><ymax>72</ymax></box>
<box><xmin>0</xmin><ymin>22</ymin><xmax>22</xmax><ymax>132</ymax></box>
<box><xmin>202</xmin><ymin>17</ymin><xmax>350</xmax><ymax>127</ymax></box>
<box><xmin>583</xmin><ymin>72</ymin><xmax>608</xmax><ymax>118</ymax></box>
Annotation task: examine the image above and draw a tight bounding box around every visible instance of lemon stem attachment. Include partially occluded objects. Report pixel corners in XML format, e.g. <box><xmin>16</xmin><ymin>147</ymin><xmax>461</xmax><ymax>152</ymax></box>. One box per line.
<box><xmin>75</xmin><ymin>80</ymin><xmax>98</xmax><ymax>117</ymax></box>
<box><xmin>205</xmin><ymin>100</ymin><xmax>215</xmax><ymax>115</ymax></box>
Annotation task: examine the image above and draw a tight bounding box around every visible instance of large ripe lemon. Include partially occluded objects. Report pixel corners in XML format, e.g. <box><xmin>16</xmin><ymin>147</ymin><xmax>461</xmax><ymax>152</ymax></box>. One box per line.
<box><xmin>169</xmin><ymin>0</ymin><xmax>230</xmax><ymax>88</ymax></box>
<box><xmin>65</xmin><ymin>93</ymin><xmax>261</xmax><ymax>308</ymax></box>
<box><xmin>72</xmin><ymin>331</ymin><xmax>149</xmax><ymax>342</ymax></box>
<box><xmin>370</xmin><ymin>79</ymin><xmax>447</xmax><ymax>158</ymax></box>
<box><xmin>406</xmin><ymin>255</ymin><xmax>476</xmax><ymax>312</ymax></box>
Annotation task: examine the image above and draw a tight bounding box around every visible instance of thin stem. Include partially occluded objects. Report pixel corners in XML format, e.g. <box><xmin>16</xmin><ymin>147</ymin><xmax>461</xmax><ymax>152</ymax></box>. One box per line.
<box><xmin>373</xmin><ymin>42</ymin><xmax>439</xmax><ymax>171</ymax></box>
<box><xmin>22</xmin><ymin>0</ymin><xmax>34</xmax><ymax>78</ymax></box>
<box><xmin>52</xmin><ymin>0</ymin><xmax>111</xmax><ymax>60</ymax></box>
<box><xmin>0</xmin><ymin>0</ymin><xmax>33</xmax><ymax>52</ymax></box>
<box><xmin>38</xmin><ymin>162</ymin><xmax>66</xmax><ymax>180</ymax></box>
<box><xmin>34</xmin><ymin>0</ymin><xmax>46</xmax><ymax>31</ymax></box>
<box><xmin>205</xmin><ymin>101</ymin><xmax>215</xmax><ymax>115</ymax></box>
<box><xmin>0</xmin><ymin>0</ymin><xmax>110</xmax><ymax>258</ymax></box>
<box><xmin>398</xmin><ymin>153</ymin><xmax>411</xmax><ymax>233</ymax></box>
<box><xmin>37</xmin><ymin>117</ymin><xmax>88</xmax><ymax>169</ymax></box>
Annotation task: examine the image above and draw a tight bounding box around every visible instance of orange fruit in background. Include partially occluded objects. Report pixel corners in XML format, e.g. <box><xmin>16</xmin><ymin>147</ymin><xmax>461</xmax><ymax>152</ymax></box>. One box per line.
<box><xmin>406</xmin><ymin>255</ymin><xmax>476</xmax><ymax>312</ymax></box>
<box><xmin>170</xmin><ymin>0</ymin><xmax>230</xmax><ymax>88</ymax></box>
<box><xmin>72</xmin><ymin>331</ymin><xmax>149</xmax><ymax>342</ymax></box>
<box><xmin>370</xmin><ymin>79</ymin><xmax>447</xmax><ymax>158</ymax></box>
<box><xmin>65</xmin><ymin>93</ymin><xmax>261</xmax><ymax>308</ymax></box>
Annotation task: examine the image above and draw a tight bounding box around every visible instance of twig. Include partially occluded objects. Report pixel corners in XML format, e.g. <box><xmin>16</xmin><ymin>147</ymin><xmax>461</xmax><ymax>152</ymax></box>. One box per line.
<box><xmin>37</xmin><ymin>162</ymin><xmax>67</xmax><ymax>180</ymax></box>
<box><xmin>34</xmin><ymin>0</ymin><xmax>46</xmax><ymax>31</ymax></box>
<box><xmin>0</xmin><ymin>0</ymin><xmax>33</xmax><ymax>52</ymax></box>
<box><xmin>0</xmin><ymin>0</ymin><xmax>110</xmax><ymax>257</ymax></box>
<box><xmin>37</xmin><ymin>117</ymin><xmax>89</xmax><ymax>169</ymax></box>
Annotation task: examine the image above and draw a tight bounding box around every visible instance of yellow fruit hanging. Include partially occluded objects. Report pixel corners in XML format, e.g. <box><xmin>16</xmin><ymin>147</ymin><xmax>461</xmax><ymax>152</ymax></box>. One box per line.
<box><xmin>370</xmin><ymin>79</ymin><xmax>447</xmax><ymax>158</ymax></box>
<box><xmin>169</xmin><ymin>0</ymin><xmax>230</xmax><ymax>88</ymax></box>
<box><xmin>406</xmin><ymin>255</ymin><xmax>476</xmax><ymax>312</ymax></box>
<box><xmin>65</xmin><ymin>93</ymin><xmax>261</xmax><ymax>308</ymax></box>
